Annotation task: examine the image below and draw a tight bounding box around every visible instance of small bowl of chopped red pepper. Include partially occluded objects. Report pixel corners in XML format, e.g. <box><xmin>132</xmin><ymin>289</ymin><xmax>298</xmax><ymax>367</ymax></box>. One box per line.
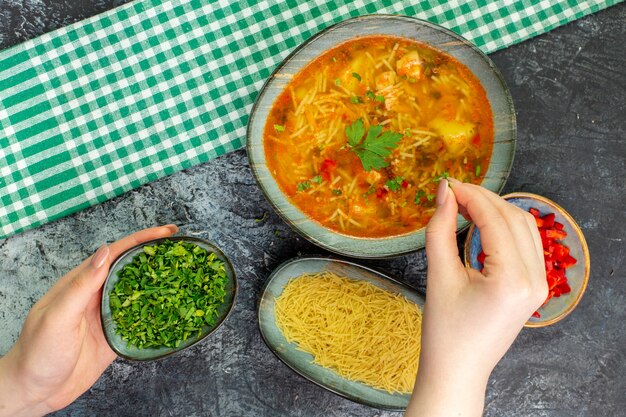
<box><xmin>464</xmin><ymin>192</ymin><xmax>590</xmax><ymax>327</ymax></box>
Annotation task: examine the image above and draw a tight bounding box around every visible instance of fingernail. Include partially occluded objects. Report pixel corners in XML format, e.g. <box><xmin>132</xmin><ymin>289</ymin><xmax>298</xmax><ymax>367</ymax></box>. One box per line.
<box><xmin>448</xmin><ymin>177</ymin><xmax>462</xmax><ymax>185</ymax></box>
<box><xmin>436</xmin><ymin>179</ymin><xmax>448</xmax><ymax>206</ymax></box>
<box><xmin>165</xmin><ymin>224</ymin><xmax>179</xmax><ymax>233</ymax></box>
<box><xmin>91</xmin><ymin>244</ymin><xmax>109</xmax><ymax>269</ymax></box>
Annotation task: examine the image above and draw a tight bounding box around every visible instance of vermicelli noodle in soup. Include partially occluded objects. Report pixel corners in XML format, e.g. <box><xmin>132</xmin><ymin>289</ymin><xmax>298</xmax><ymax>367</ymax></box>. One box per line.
<box><xmin>264</xmin><ymin>35</ymin><xmax>493</xmax><ymax>237</ymax></box>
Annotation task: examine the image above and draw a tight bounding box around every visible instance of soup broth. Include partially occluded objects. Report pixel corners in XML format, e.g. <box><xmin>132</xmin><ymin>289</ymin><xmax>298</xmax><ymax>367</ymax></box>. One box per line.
<box><xmin>264</xmin><ymin>35</ymin><xmax>493</xmax><ymax>238</ymax></box>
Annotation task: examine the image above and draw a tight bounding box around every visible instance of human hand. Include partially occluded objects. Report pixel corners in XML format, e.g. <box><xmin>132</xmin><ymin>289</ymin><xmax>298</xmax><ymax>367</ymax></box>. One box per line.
<box><xmin>406</xmin><ymin>180</ymin><xmax>548</xmax><ymax>417</ymax></box>
<box><xmin>0</xmin><ymin>225</ymin><xmax>178</xmax><ymax>417</ymax></box>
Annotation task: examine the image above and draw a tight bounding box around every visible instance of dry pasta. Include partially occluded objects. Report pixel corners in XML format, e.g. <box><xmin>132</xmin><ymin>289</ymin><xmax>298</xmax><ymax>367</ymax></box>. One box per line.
<box><xmin>274</xmin><ymin>272</ymin><xmax>422</xmax><ymax>394</ymax></box>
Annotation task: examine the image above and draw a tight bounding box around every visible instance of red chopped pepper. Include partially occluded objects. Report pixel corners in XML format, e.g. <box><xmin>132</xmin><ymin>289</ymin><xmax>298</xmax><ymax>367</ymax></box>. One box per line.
<box><xmin>375</xmin><ymin>188</ymin><xmax>388</xmax><ymax>199</ymax></box>
<box><xmin>319</xmin><ymin>159</ymin><xmax>338</xmax><ymax>181</ymax></box>
<box><xmin>546</xmin><ymin>229</ymin><xmax>567</xmax><ymax>240</ymax></box>
<box><xmin>542</xmin><ymin>213</ymin><xmax>555</xmax><ymax>228</ymax></box>
<box><xmin>531</xmin><ymin>206</ymin><xmax>576</xmax><ymax>318</ymax></box>
<box><xmin>477</xmin><ymin>250</ymin><xmax>486</xmax><ymax>264</ymax></box>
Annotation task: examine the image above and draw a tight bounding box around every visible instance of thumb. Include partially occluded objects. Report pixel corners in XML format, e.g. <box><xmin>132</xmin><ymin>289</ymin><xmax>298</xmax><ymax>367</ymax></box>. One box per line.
<box><xmin>54</xmin><ymin>245</ymin><xmax>111</xmax><ymax>321</ymax></box>
<box><xmin>425</xmin><ymin>179</ymin><xmax>464</xmax><ymax>278</ymax></box>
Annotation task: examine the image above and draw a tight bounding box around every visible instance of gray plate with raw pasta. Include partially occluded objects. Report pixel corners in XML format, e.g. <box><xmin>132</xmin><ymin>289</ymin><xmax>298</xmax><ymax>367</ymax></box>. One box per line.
<box><xmin>257</xmin><ymin>257</ymin><xmax>425</xmax><ymax>410</ymax></box>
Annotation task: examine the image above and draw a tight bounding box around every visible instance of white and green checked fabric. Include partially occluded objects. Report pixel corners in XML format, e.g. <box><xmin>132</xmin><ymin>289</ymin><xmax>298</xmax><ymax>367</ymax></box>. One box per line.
<box><xmin>0</xmin><ymin>0</ymin><xmax>620</xmax><ymax>239</ymax></box>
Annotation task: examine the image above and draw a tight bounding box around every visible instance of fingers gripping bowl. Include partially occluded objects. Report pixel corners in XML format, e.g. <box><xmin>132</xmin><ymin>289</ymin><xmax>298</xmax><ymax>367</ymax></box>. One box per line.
<box><xmin>464</xmin><ymin>193</ymin><xmax>590</xmax><ymax>327</ymax></box>
<box><xmin>247</xmin><ymin>15</ymin><xmax>516</xmax><ymax>258</ymax></box>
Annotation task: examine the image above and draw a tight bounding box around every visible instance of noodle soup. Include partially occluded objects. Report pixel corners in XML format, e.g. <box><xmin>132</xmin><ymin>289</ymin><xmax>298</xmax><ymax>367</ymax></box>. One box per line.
<box><xmin>264</xmin><ymin>35</ymin><xmax>493</xmax><ymax>238</ymax></box>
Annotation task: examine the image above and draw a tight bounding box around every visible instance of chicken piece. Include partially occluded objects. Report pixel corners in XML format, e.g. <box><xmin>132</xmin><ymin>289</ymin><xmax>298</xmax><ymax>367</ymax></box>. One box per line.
<box><xmin>375</xmin><ymin>71</ymin><xmax>396</xmax><ymax>91</ymax></box>
<box><xmin>429</xmin><ymin>118</ymin><xmax>476</xmax><ymax>156</ymax></box>
<box><xmin>396</xmin><ymin>51</ymin><xmax>423</xmax><ymax>81</ymax></box>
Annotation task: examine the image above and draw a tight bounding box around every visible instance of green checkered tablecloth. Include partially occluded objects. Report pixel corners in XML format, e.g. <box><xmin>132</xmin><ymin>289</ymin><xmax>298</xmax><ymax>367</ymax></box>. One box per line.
<box><xmin>0</xmin><ymin>0</ymin><xmax>620</xmax><ymax>239</ymax></box>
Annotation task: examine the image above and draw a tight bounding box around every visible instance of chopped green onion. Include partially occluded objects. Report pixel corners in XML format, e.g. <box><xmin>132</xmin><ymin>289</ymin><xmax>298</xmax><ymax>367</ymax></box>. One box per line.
<box><xmin>363</xmin><ymin>186</ymin><xmax>376</xmax><ymax>198</ymax></box>
<box><xmin>433</xmin><ymin>171</ymin><xmax>450</xmax><ymax>183</ymax></box>
<box><xmin>109</xmin><ymin>240</ymin><xmax>228</xmax><ymax>349</ymax></box>
<box><xmin>386</xmin><ymin>176</ymin><xmax>404</xmax><ymax>192</ymax></box>
<box><xmin>475</xmin><ymin>164</ymin><xmax>481</xmax><ymax>177</ymax></box>
<box><xmin>297</xmin><ymin>181</ymin><xmax>311</xmax><ymax>192</ymax></box>
<box><xmin>414</xmin><ymin>190</ymin><xmax>426</xmax><ymax>204</ymax></box>
<box><xmin>352</xmin><ymin>72</ymin><xmax>362</xmax><ymax>82</ymax></box>
<box><xmin>350</xmin><ymin>96</ymin><xmax>363</xmax><ymax>104</ymax></box>
<box><xmin>274</xmin><ymin>124</ymin><xmax>285</xmax><ymax>132</ymax></box>
<box><xmin>332</xmin><ymin>189</ymin><xmax>342</xmax><ymax>196</ymax></box>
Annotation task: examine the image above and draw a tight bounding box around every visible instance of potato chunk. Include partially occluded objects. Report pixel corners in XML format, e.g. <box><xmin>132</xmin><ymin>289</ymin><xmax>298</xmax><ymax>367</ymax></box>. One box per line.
<box><xmin>429</xmin><ymin>118</ymin><xmax>476</xmax><ymax>156</ymax></box>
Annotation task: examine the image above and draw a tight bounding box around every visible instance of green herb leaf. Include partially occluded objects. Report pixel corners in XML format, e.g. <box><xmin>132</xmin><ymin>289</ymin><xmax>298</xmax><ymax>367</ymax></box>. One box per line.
<box><xmin>433</xmin><ymin>171</ymin><xmax>450</xmax><ymax>183</ymax></box>
<box><xmin>349</xmin><ymin>96</ymin><xmax>363</xmax><ymax>104</ymax></box>
<box><xmin>414</xmin><ymin>190</ymin><xmax>426</xmax><ymax>204</ymax></box>
<box><xmin>109</xmin><ymin>240</ymin><xmax>228</xmax><ymax>349</ymax></box>
<box><xmin>345</xmin><ymin>118</ymin><xmax>366</xmax><ymax>148</ymax></box>
<box><xmin>311</xmin><ymin>175</ymin><xmax>323</xmax><ymax>184</ymax></box>
<box><xmin>352</xmin><ymin>72</ymin><xmax>362</xmax><ymax>82</ymax></box>
<box><xmin>297</xmin><ymin>180</ymin><xmax>311</xmax><ymax>192</ymax></box>
<box><xmin>332</xmin><ymin>189</ymin><xmax>342</xmax><ymax>196</ymax></box>
<box><xmin>475</xmin><ymin>164</ymin><xmax>481</xmax><ymax>177</ymax></box>
<box><xmin>404</xmin><ymin>128</ymin><xmax>412</xmax><ymax>137</ymax></box>
<box><xmin>274</xmin><ymin>124</ymin><xmax>285</xmax><ymax>132</ymax></box>
<box><xmin>375</xmin><ymin>95</ymin><xmax>385</xmax><ymax>103</ymax></box>
<box><xmin>365</xmin><ymin>90</ymin><xmax>376</xmax><ymax>100</ymax></box>
<box><xmin>346</xmin><ymin>120</ymin><xmax>402</xmax><ymax>171</ymax></box>
<box><xmin>386</xmin><ymin>176</ymin><xmax>404</xmax><ymax>192</ymax></box>
<box><xmin>335</xmin><ymin>78</ymin><xmax>341</xmax><ymax>86</ymax></box>
<box><xmin>427</xmin><ymin>193</ymin><xmax>436</xmax><ymax>201</ymax></box>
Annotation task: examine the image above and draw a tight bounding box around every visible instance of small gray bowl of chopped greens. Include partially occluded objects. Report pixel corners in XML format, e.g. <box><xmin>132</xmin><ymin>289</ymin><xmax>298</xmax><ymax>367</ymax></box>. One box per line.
<box><xmin>100</xmin><ymin>236</ymin><xmax>237</xmax><ymax>361</ymax></box>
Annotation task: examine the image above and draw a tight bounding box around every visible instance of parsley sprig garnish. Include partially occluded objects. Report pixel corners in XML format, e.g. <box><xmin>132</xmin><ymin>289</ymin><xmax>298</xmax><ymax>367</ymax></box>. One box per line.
<box><xmin>345</xmin><ymin>118</ymin><xmax>403</xmax><ymax>171</ymax></box>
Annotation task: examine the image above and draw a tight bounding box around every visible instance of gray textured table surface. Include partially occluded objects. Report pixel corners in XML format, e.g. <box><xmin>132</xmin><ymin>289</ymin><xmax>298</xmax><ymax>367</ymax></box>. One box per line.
<box><xmin>1</xmin><ymin>2</ymin><xmax>625</xmax><ymax>417</ymax></box>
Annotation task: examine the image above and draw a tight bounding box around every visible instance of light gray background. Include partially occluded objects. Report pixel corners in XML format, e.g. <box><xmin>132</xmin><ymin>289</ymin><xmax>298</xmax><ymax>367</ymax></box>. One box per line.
<box><xmin>0</xmin><ymin>2</ymin><xmax>624</xmax><ymax>416</ymax></box>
